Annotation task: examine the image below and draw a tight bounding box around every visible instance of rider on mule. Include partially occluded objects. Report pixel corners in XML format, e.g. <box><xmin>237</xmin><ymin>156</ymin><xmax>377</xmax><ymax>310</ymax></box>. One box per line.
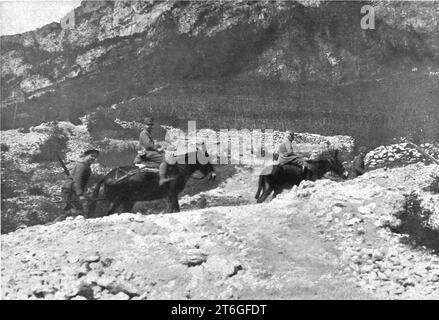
<box><xmin>134</xmin><ymin>117</ymin><xmax>173</xmax><ymax>186</ymax></box>
<box><xmin>278</xmin><ymin>131</ymin><xmax>312</xmax><ymax>178</ymax></box>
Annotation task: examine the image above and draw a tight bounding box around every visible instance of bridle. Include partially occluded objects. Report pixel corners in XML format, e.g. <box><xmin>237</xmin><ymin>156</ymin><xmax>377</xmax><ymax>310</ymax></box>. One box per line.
<box><xmin>327</xmin><ymin>157</ymin><xmax>346</xmax><ymax>177</ymax></box>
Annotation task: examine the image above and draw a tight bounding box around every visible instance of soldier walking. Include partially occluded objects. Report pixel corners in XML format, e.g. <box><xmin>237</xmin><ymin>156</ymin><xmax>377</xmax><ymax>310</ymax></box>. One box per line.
<box><xmin>58</xmin><ymin>149</ymin><xmax>100</xmax><ymax>220</ymax></box>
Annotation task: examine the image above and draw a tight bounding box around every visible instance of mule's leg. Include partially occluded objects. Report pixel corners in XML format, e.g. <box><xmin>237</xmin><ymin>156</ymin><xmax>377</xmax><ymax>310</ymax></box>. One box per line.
<box><xmin>257</xmin><ymin>178</ymin><xmax>273</xmax><ymax>203</ymax></box>
<box><xmin>107</xmin><ymin>197</ymin><xmax>123</xmax><ymax>216</ymax></box>
<box><xmin>167</xmin><ymin>194</ymin><xmax>180</xmax><ymax>213</ymax></box>
<box><xmin>122</xmin><ymin>199</ymin><xmax>134</xmax><ymax>213</ymax></box>
<box><xmin>174</xmin><ymin>199</ymin><xmax>180</xmax><ymax>213</ymax></box>
<box><xmin>257</xmin><ymin>186</ymin><xmax>273</xmax><ymax>203</ymax></box>
<box><xmin>272</xmin><ymin>189</ymin><xmax>282</xmax><ymax>199</ymax></box>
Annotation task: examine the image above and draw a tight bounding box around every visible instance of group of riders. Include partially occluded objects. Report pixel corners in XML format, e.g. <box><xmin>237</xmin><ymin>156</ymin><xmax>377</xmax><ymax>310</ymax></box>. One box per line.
<box><xmin>59</xmin><ymin>116</ymin><xmax>367</xmax><ymax>219</ymax></box>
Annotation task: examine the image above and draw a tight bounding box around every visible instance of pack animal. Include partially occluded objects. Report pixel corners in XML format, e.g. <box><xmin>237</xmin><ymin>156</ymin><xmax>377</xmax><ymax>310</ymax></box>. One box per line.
<box><xmin>255</xmin><ymin>149</ymin><xmax>347</xmax><ymax>203</ymax></box>
<box><xmin>89</xmin><ymin>150</ymin><xmax>216</xmax><ymax>216</ymax></box>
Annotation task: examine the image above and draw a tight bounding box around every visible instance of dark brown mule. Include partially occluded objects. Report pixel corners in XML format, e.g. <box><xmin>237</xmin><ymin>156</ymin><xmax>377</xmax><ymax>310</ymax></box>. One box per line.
<box><xmin>89</xmin><ymin>149</ymin><xmax>216</xmax><ymax>216</ymax></box>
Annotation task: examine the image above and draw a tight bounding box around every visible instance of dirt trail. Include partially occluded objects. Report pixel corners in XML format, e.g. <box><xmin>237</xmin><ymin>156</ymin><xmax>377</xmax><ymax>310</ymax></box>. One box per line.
<box><xmin>1</xmin><ymin>191</ymin><xmax>368</xmax><ymax>300</ymax></box>
<box><xmin>3</xmin><ymin>163</ymin><xmax>439</xmax><ymax>300</ymax></box>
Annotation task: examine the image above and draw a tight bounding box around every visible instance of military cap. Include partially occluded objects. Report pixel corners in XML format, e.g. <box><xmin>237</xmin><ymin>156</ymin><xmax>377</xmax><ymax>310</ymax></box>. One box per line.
<box><xmin>143</xmin><ymin>117</ymin><xmax>154</xmax><ymax>125</ymax></box>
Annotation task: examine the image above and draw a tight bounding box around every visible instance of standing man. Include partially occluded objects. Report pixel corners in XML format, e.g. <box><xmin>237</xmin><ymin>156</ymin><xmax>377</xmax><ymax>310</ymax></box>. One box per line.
<box><xmin>135</xmin><ymin>117</ymin><xmax>172</xmax><ymax>186</ymax></box>
<box><xmin>351</xmin><ymin>146</ymin><xmax>367</xmax><ymax>177</ymax></box>
<box><xmin>60</xmin><ymin>149</ymin><xmax>99</xmax><ymax>219</ymax></box>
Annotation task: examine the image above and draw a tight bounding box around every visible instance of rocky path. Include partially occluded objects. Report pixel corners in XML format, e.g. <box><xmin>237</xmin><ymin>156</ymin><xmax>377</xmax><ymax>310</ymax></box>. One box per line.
<box><xmin>2</xmin><ymin>163</ymin><xmax>438</xmax><ymax>299</ymax></box>
<box><xmin>1</xmin><ymin>201</ymin><xmax>368</xmax><ymax>300</ymax></box>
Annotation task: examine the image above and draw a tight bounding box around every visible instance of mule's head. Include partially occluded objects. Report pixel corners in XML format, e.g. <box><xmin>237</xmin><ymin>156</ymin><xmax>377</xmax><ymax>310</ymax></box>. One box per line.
<box><xmin>327</xmin><ymin>150</ymin><xmax>348</xmax><ymax>179</ymax></box>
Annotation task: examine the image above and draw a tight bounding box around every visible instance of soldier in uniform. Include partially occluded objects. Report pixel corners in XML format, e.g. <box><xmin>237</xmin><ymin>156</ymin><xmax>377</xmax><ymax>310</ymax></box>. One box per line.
<box><xmin>278</xmin><ymin>131</ymin><xmax>312</xmax><ymax>175</ymax></box>
<box><xmin>134</xmin><ymin>117</ymin><xmax>173</xmax><ymax>186</ymax></box>
<box><xmin>59</xmin><ymin>149</ymin><xmax>99</xmax><ymax>220</ymax></box>
<box><xmin>352</xmin><ymin>146</ymin><xmax>367</xmax><ymax>177</ymax></box>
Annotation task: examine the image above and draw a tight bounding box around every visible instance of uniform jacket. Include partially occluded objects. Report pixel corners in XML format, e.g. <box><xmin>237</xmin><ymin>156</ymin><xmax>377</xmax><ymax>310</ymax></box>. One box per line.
<box><xmin>278</xmin><ymin>138</ymin><xmax>300</xmax><ymax>166</ymax></box>
<box><xmin>137</xmin><ymin>129</ymin><xmax>164</xmax><ymax>164</ymax></box>
<box><xmin>139</xmin><ymin>130</ymin><xmax>156</xmax><ymax>151</ymax></box>
<box><xmin>61</xmin><ymin>161</ymin><xmax>92</xmax><ymax>196</ymax></box>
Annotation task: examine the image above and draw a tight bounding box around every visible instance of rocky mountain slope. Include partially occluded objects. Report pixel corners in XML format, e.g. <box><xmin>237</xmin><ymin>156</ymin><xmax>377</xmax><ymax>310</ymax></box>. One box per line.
<box><xmin>2</xmin><ymin>163</ymin><xmax>439</xmax><ymax>300</ymax></box>
<box><xmin>1</xmin><ymin>1</ymin><xmax>438</xmax><ymax>146</ymax></box>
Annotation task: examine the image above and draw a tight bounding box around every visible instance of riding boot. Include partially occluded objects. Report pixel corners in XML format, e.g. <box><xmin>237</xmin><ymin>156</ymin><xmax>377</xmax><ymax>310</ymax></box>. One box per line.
<box><xmin>302</xmin><ymin>166</ymin><xmax>307</xmax><ymax>180</ymax></box>
<box><xmin>303</xmin><ymin>166</ymin><xmax>312</xmax><ymax>180</ymax></box>
<box><xmin>159</xmin><ymin>162</ymin><xmax>172</xmax><ymax>186</ymax></box>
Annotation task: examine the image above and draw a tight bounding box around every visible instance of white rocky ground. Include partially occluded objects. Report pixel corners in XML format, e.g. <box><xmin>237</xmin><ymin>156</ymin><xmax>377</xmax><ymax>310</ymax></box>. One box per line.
<box><xmin>2</xmin><ymin>162</ymin><xmax>438</xmax><ymax>300</ymax></box>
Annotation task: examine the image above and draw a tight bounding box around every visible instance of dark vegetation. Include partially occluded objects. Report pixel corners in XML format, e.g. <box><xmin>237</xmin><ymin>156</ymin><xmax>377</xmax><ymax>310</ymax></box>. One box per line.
<box><xmin>1</xmin><ymin>199</ymin><xmax>60</xmax><ymax>234</ymax></box>
<box><xmin>1</xmin><ymin>155</ymin><xmax>63</xmax><ymax>233</ymax></box>
<box><xmin>27</xmin><ymin>185</ymin><xmax>48</xmax><ymax>196</ymax></box>
<box><xmin>110</xmin><ymin>76</ymin><xmax>439</xmax><ymax>149</ymax></box>
<box><xmin>426</xmin><ymin>174</ymin><xmax>439</xmax><ymax>194</ymax></box>
<box><xmin>0</xmin><ymin>158</ymin><xmax>32</xmax><ymax>200</ymax></box>
<box><xmin>0</xmin><ymin>181</ymin><xmax>16</xmax><ymax>199</ymax></box>
<box><xmin>87</xmin><ymin>109</ymin><xmax>140</xmax><ymax>141</ymax></box>
<box><xmin>30</xmin><ymin>124</ymin><xmax>68</xmax><ymax>163</ymax></box>
<box><xmin>391</xmin><ymin>192</ymin><xmax>439</xmax><ymax>254</ymax></box>
<box><xmin>1</xmin><ymin>143</ymin><xmax>10</xmax><ymax>152</ymax></box>
<box><xmin>3</xmin><ymin>74</ymin><xmax>437</xmax><ymax>150</ymax></box>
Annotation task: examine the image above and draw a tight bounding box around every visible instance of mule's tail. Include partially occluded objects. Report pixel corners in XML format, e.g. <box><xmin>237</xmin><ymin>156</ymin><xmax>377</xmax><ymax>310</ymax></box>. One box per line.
<box><xmin>89</xmin><ymin>178</ymin><xmax>105</xmax><ymax>217</ymax></box>
<box><xmin>255</xmin><ymin>175</ymin><xmax>264</xmax><ymax>200</ymax></box>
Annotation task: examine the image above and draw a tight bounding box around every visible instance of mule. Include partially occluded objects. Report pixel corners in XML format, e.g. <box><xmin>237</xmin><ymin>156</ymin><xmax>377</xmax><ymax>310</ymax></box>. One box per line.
<box><xmin>89</xmin><ymin>150</ymin><xmax>216</xmax><ymax>216</ymax></box>
<box><xmin>255</xmin><ymin>149</ymin><xmax>347</xmax><ymax>203</ymax></box>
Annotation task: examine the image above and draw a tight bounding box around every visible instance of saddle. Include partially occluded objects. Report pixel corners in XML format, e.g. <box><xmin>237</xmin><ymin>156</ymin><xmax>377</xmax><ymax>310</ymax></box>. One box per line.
<box><xmin>114</xmin><ymin>166</ymin><xmax>159</xmax><ymax>183</ymax></box>
<box><xmin>135</xmin><ymin>162</ymin><xmax>160</xmax><ymax>170</ymax></box>
<box><xmin>280</xmin><ymin>162</ymin><xmax>313</xmax><ymax>180</ymax></box>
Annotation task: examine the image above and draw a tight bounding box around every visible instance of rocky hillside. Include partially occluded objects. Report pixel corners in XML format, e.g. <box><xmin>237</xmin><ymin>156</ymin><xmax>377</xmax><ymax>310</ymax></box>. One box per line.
<box><xmin>2</xmin><ymin>163</ymin><xmax>439</xmax><ymax>300</ymax></box>
<box><xmin>1</xmin><ymin>0</ymin><xmax>438</xmax><ymax>146</ymax></box>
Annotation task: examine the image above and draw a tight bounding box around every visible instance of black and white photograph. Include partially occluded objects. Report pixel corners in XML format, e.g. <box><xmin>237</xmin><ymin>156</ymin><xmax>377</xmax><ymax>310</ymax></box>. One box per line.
<box><xmin>1</xmin><ymin>0</ymin><xmax>439</xmax><ymax>303</ymax></box>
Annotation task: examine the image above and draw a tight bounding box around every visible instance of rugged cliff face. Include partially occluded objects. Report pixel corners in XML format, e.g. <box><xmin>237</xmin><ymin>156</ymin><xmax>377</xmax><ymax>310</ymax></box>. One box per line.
<box><xmin>1</xmin><ymin>0</ymin><xmax>438</xmax><ymax>146</ymax></box>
